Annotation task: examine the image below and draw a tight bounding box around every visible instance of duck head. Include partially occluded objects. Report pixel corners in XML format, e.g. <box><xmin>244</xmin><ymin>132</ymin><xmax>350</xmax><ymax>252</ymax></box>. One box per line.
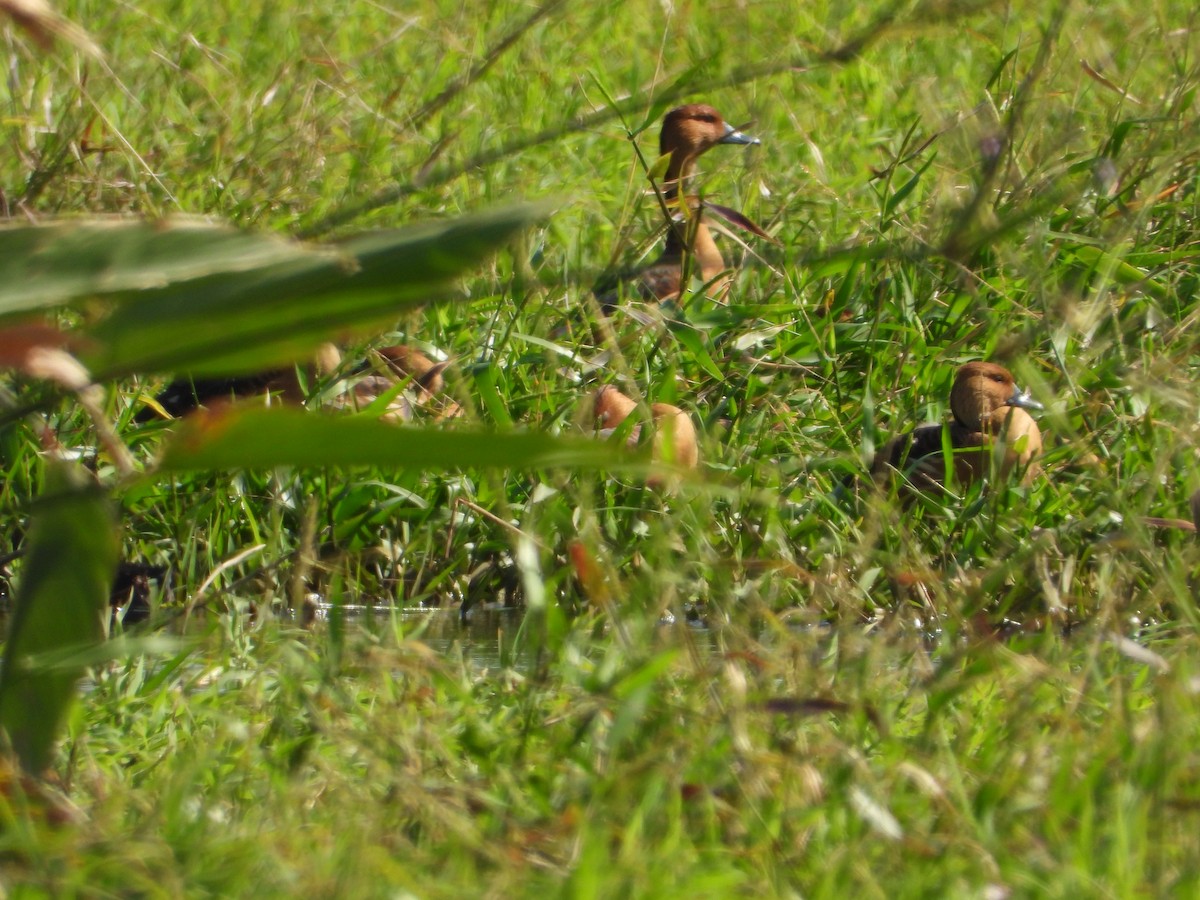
<box><xmin>660</xmin><ymin>104</ymin><xmax>758</xmax><ymax>194</ymax></box>
<box><xmin>949</xmin><ymin>361</ymin><xmax>1043</xmax><ymax>432</ymax></box>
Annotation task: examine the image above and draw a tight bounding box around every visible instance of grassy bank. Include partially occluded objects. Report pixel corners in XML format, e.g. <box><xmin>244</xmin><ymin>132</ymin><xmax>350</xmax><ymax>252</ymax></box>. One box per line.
<box><xmin>3</xmin><ymin>0</ymin><xmax>1200</xmax><ymax>894</ymax></box>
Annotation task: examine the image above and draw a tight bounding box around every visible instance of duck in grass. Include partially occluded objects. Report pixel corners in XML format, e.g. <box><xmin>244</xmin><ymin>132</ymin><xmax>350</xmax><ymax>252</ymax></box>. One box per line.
<box><xmin>597</xmin><ymin>104</ymin><xmax>768</xmax><ymax>307</ymax></box>
<box><xmin>872</xmin><ymin>361</ymin><xmax>1044</xmax><ymax>491</ymax></box>
<box><xmin>592</xmin><ymin>385</ymin><xmax>699</xmax><ymax>478</ymax></box>
<box><xmin>374</xmin><ymin>345</ymin><xmax>451</xmax><ymax>398</ymax></box>
<box><xmin>134</xmin><ymin>344</ymin><xmax>449</xmax><ymax>422</ymax></box>
<box><xmin>134</xmin><ymin>341</ymin><xmax>345</xmax><ymax>422</ymax></box>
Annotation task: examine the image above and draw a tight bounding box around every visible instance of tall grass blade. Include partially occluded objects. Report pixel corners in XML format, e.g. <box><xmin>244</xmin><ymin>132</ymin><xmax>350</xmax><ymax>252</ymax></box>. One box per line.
<box><xmin>156</xmin><ymin>407</ymin><xmax>639</xmax><ymax>472</ymax></box>
<box><xmin>0</xmin><ymin>462</ymin><xmax>118</xmax><ymax>774</ymax></box>
<box><xmin>0</xmin><ymin>217</ymin><xmax>315</xmax><ymax>317</ymax></box>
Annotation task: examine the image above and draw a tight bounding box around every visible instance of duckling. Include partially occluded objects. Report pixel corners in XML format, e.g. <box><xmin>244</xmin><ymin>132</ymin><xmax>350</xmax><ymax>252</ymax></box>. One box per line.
<box><xmin>592</xmin><ymin>385</ymin><xmax>699</xmax><ymax>473</ymax></box>
<box><xmin>600</xmin><ymin>104</ymin><xmax>759</xmax><ymax>306</ymax></box>
<box><xmin>873</xmin><ymin>361</ymin><xmax>1044</xmax><ymax>490</ymax></box>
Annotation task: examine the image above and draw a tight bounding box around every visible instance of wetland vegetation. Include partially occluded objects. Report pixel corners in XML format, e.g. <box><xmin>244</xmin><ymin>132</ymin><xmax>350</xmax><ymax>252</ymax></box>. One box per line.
<box><xmin>2</xmin><ymin>0</ymin><xmax>1200</xmax><ymax>895</ymax></box>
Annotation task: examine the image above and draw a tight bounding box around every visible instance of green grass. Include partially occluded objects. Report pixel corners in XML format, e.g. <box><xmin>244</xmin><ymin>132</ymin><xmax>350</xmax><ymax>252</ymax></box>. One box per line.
<box><xmin>3</xmin><ymin>0</ymin><xmax>1200</xmax><ymax>894</ymax></box>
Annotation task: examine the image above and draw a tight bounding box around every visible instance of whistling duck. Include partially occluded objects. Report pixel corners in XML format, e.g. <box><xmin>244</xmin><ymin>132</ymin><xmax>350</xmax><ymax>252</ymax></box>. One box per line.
<box><xmin>135</xmin><ymin>370</ymin><xmax>297</xmax><ymax>421</ymax></box>
<box><xmin>600</xmin><ymin>104</ymin><xmax>759</xmax><ymax>305</ymax></box>
<box><xmin>374</xmin><ymin>345</ymin><xmax>451</xmax><ymax>397</ymax></box>
<box><xmin>873</xmin><ymin>361</ymin><xmax>1044</xmax><ymax>490</ymax></box>
<box><xmin>369</xmin><ymin>345</ymin><xmax>463</xmax><ymax>418</ymax></box>
<box><xmin>133</xmin><ymin>343</ymin><xmax>343</xmax><ymax>422</ymax></box>
<box><xmin>592</xmin><ymin>385</ymin><xmax>699</xmax><ymax>472</ymax></box>
<box><xmin>134</xmin><ymin>343</ymin><xmax>448</xmax><ymax>422</ymax></box>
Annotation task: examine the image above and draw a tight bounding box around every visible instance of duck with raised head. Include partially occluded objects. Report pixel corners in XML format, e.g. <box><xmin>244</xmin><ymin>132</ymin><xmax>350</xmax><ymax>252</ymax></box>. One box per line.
<box><xmin>872</xmin><ymin>361</ymin><xmax>1044</xmax><ymax>490</ymax></box>
<box><xmin>599</xmin><ymin>104</ymin><xmax>761</xmax><ymax>306</ymax></box>
<box><xmin>658</xmin><ymin>105</ymin><xmax>758</xmax><ymax>194</ymax></box>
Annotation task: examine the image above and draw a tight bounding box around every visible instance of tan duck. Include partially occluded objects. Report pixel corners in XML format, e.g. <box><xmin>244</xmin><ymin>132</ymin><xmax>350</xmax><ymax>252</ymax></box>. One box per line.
<box><xmin>135</xmin><ymin>343</ymin><xmax>446</xmax><ymax>422</ymax></box>
<box><xmin>600</xmin><ymin>104</ymin><xmax>759</xmax><ymax>306</ymax></box>
<box><xmin>592</xmin><ymin>385</ymin><xmax>699</xmax><ymax>475</ymax></box>
<box><xmin>368</xmin><ymin>344</ymin><xmax>461</xmax><ymax>419</ymax></box>
<box><xmin>374</xmin><ymin>345</ymin><xmax>451</xmax><ymax>397</ymax></box>
<box><xmin>873</xmin><ymin>362</ymin><xmax>1044</xmax><ymax>490</ymax></box>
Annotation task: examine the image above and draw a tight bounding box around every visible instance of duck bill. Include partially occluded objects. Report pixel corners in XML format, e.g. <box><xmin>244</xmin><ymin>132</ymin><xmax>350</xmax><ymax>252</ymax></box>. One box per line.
<box><xmin>719</xmin><ymin>122</ymin><xmax>760</xmax><ymax>146</ymax></box>
<box><xmin>1008</xmin><ymin>386</ymin><xmax>1044</xmax><ymax>412</ymax></box>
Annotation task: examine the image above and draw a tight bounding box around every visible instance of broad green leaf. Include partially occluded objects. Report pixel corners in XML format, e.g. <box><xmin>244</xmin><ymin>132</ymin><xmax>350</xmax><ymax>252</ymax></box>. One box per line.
<box><xmin>0</xmin><ymin>462</ymin><xmax>118</xmax><ymax>774</ymax></box>
<box><xmin>85</xmin><ymin>202</ymin><xmax>551</xmax><ymax>377</ymax></box>
<box><xmin>0</xmin><ymin>217</ymin><xmax>322</xmax><ymax>317</ymax></box>
<box><xmin>157</xmin><ymin>407</ymin><xmax>640</xmax><ymax>472</ymax></box>
<box><xmin>668</xmin><ymin>321</ymin><xmax>724</xmax><ymax>382</ymax></box>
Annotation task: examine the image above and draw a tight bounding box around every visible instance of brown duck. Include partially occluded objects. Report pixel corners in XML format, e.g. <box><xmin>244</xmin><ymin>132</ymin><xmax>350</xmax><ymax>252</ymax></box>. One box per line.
<box><xmin>600</xmin><ymin>104</ymin><xmax>760</xmax><ymax>306</ymax></box>
<box><xmin>592</xmin><ymin>385</ymin><xmax>699</xmax><ymax>475</ymax></box>
<box><xmin>374</xmin><ymin>345</ymin><xmax>451</xmax><ymax>397</ymax></box>
<box><xmin>873</xmin><ymin>361</ymin><xmax>1044</xmax><ymax>490</ymax></box>
<box><xmin>134</xmin><ymin>342</ymin><xmax>341</xmax><ymax>421</ymax></box>
<box><xmin>135</xmin><ymin>343</ymin><xmax>446</xmax><ymax>421</ymax></box>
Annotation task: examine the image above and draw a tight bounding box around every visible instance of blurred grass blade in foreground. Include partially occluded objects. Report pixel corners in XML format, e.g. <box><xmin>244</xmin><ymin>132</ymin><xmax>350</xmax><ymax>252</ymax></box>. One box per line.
<box><xmin>0</xmin><ymin>203</ymin><xmax>550</xmax><ymax>378</ymax></box>
<box><xmin>85</xmin><ymin>204</ymin><xmax>551</xmax><ymax>377</ymax></box>
<box><xmin>0</xmin><ymin>0</ymin><xmax>101</xmax><ymax>56</ymax></box>
<box><xmin>0</xmin><ymin>217</ymin><xmax>317</xmax><ymax>316</ymax></box>
<box><xmin>0</xmin><ymin>462</ymin><xmax>118</xmax><ymax>774</ymax></box>
<box><xmin>157</xmin><ymin>406</ymin><xmax>641</xmax><ymax>472</ymax></box>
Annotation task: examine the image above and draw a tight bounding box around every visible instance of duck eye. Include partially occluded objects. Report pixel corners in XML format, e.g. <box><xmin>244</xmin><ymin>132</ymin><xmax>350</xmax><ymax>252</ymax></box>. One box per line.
<box><xmin>698</xmin><ymin>113</ymin><xmax>716</xmax><ymax>123</ymax></box>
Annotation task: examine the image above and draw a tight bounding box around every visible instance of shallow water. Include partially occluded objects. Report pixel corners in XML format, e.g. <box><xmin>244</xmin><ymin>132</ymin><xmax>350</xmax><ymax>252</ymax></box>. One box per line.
<box><xmin>311</xmin><ymin>602</ymin><xmax>728</xmax><ymax>672</ymax></box>
<box><xmin>314</xmin><ymin>603</ymin><xmax>526</xmax><ymax>671</ymax></box>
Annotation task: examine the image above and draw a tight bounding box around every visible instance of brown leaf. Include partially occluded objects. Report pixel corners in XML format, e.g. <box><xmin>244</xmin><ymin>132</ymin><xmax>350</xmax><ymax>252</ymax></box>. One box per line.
<box><xmin>0</xmin><ymin>322</ymin><xmax>73</xmax><ymax>368</ymax></box>
<box><xmin>1140</xmin><ymin>516</ymin><xmax>1196</xmax><ymax>533</ymax></box>
<box><xmin>703</xmin><ymin>202</ymin><xmax>780</xmax><ymax>243</ymax></box>
<box><xmin>723</xmin><ymin>650</ymin><xmax>768</xmax><ymax>671</ymax></box>
<box><xmin>0</xmin><ymin>0</ymin><xmax>101</xmax><ymax>56</ymax></box>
